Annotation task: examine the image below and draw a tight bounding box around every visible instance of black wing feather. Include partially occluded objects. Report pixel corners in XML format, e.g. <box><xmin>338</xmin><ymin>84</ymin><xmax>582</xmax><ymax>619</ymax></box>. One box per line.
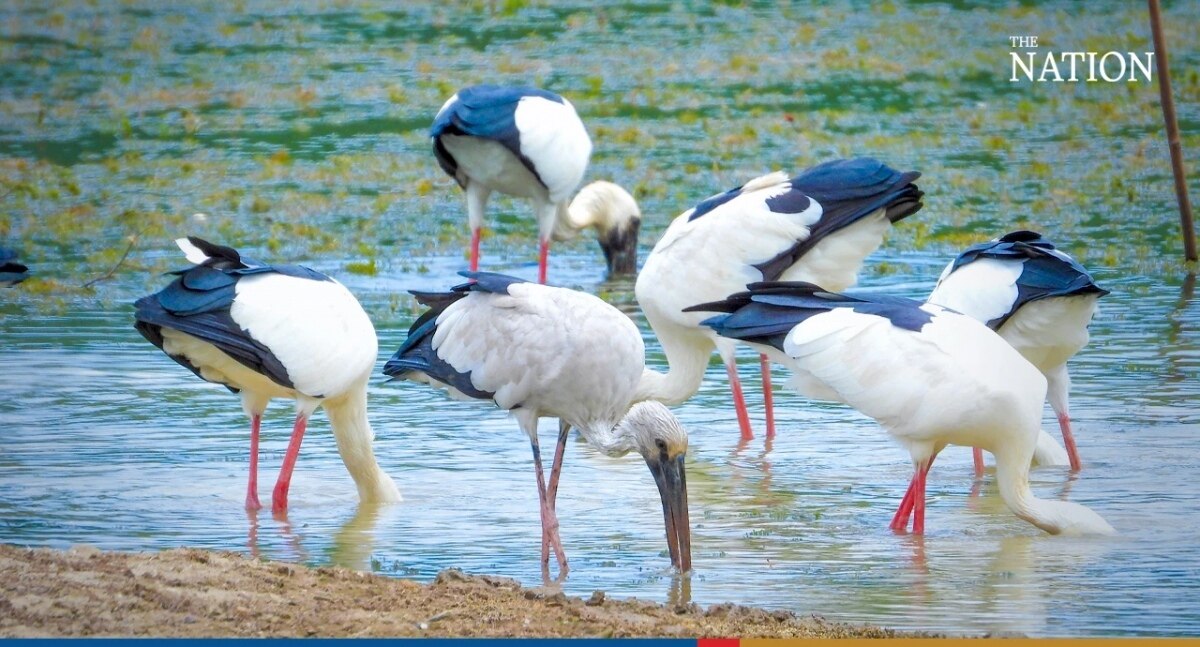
<box><xmin>133</xmin><ymin>237</ymin><xmax>331</xmax><ymax>391</ymax></box>
<box><xmin>430</xmin><ymin>85</ymin><xmax>563</xmax><ymax>191</ymax></box>
<box><xmin>380</xmin><ymin>271</ymin><xmax>529</xmax><ymax>401</ymax></box>
<box><xmin>688</xmin><ymin>281</ymin><xmax>934</xmax><ymax>352</ymax></box>
<box><xmin>948</xmin><ymin>231</ymin><xmax>1109</xmax><ymax>329</ymax></box>
<box><xmin>752</xmin><ymin>158</ymin><xmax>923</xmax><ymax>281</ymax></box>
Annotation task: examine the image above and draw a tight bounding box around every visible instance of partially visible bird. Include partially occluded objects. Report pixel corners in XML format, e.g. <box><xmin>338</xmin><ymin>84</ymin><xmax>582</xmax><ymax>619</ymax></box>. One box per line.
<box><xmin>134</xmin><ymin>237</ymin><xmax>401</xmax><ymax>514</ymax></box>
<box><xmin>574</xmin><ymin>158</ymin><xmax>922</xmax><ymax>440</ymax></box>
<box><xmin>566</xmin><ymin>179</ymin><xmax>641</xmax><ymax>276</ymax></box>
<box><xmin>383</xmin><ymin>271</ymin><xmax>691</xmax><ymax>577</ymax></box>
<box><xmin>927</xmin><ymin>230</ymin><xmax>1109</xmax><ymax>473</ymax></box>
<box><xmin>0</xmin><ymin>247</ymin><xmax>29</xmax><ymax>287</ymax></box>
<box><xmin>690</xmin><ymin>281</ymin><xmax>1115</xmax><ymax>536</ymax></box>
<box><xmin>432</xmin><ymin>85</ymin><xmax>635</xmax><ymax>282</ymax></box>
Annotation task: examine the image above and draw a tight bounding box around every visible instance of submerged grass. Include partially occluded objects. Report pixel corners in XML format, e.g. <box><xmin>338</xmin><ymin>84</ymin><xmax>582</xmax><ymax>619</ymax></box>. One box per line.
<box><xmin>0</xmin><ymin>0</ymin><xmax>1196</xmax><ymax>305</ymax></box>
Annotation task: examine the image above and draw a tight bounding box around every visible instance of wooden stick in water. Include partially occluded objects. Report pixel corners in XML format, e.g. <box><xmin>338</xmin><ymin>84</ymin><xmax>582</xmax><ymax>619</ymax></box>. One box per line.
<box><xmin>1148</xmin><ymin>0</ymin><xmax>1197</xmax><ymax>263</ymax></box>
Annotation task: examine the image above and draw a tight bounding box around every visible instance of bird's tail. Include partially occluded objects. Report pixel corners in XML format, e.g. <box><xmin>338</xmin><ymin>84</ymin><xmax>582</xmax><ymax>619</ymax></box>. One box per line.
<box><xmin>175</xmin><ymin>236</ymin><xmax>243</xmax><ymax>265</ymax></box>
<box><xmin>685</xmin><ymin>282</ymin><xmax>838</xmax><ymax>352</ymax></box>
<box><xmin>789</xmin><ymin>157</ymin><xmax>923</xmax><ymax>224</ymax></box>
<box><xmin>753</xmin><ymin>158</ymin><xmax>922</xmax><ymax>280</ymax></box>
<box><xmin>383</xmin><ymin>271</ymin><xmax>519</xmax><ymax>400</ymax></box>
<box><xmin>687</xmin><ymin>281</ymin><xmax>929</xmax><ymax>351</ymax></box>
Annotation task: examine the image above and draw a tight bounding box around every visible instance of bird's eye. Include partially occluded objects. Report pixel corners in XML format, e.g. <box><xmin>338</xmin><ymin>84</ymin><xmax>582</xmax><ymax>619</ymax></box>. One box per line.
<box><xmin>655</xmin><ymin>438</ymin><xmax>667</xmax><ymax>451</ymax></box>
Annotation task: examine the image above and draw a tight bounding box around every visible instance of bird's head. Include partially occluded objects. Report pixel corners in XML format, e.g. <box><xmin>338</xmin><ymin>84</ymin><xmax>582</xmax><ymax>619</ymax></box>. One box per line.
<box><xmin>623</xmin><ymin>400</ymin><xmax>692</xmax><ymax>573</ymax></box>
<box><xmin>1025</xmin><ymin>500</ymin><xmax>1118</xmax><ymax>537</ymax></box>
<box><xmin>566</xmin><ymin>181</ymin><xmax>642</xmax><ymax>277</ymax></box>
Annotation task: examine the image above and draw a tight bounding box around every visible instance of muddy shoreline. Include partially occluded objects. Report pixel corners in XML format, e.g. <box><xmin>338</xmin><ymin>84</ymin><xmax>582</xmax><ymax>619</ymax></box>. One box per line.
<box><xmin>0</xmin><ymin>544</ymin><xmax>934</xmax><ymax>638</ymax></box>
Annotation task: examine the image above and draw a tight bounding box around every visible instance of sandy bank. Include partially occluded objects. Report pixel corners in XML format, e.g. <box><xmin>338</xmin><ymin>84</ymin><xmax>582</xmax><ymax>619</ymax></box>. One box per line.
<box><xmin>0</xmin><ymin>544</ymin><xmax>927</xmax><ymax>638</ymax></box>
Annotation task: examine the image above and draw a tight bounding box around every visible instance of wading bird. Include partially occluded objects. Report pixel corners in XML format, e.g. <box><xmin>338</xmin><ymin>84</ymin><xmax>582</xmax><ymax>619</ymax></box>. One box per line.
<box><xmin>384</xmin><ymin>272</ymin><xmax>691</xmax><ymax>577</ymax></box>
<box><xmin>134</xmin><ymin>237</ymin><xmax>401</xmax><ymax>514</ymax></box>
<box><xmin>690</xmin><ymin>281</ymin><xmax>1115</xmax><ymax>536</ymax></box>
<box><xmin>0</xmin><ymin>247</ymin><xmax>29</xmax><ymax>287</ymax></box>
<box><xmin>432</xmin><ymin>85</ymin><xmax>637</xmax><ymax>282</ymax></box>
<box><xmin>927</xmin><ymin>231</ymin><xmax>1108</xmax><ymax>473</ymax></box>
<box><xmin>576</xmin><ymin>158</ymin><xmax>922</xmax><ymax>440</ymax></box>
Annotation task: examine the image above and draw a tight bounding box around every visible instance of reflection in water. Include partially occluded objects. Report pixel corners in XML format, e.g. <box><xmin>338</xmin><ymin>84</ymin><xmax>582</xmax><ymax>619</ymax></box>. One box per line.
<box><xmin>1</xmin><ymin>253</ymin><xmax>1199</xmax><ymax>637</ymax></box>
<box><xmin>264</xmin><ymin>510</ymin><xmax>310</xmax><ymax>564</ymax></box>
<box><xmin>1057</xmin><ymin>472</ymin><xmax>1079</xmax><ymax>502</ymax></box>
<box><xmin>969</xmin><ymin>475</ymin><xmax>984</xmax><ymax>502</ymax></box>
<box><xmin>1162</xmin><ymin>273</ymin><xmax>1196</xmax><ymax>385</ymax></box>
<box><xmin>903</xmin><ymin>535</ymin><xmax>930</xmax><ymax>605</ymax></box>
<box><xmin>246</xmin><ymin>509</ymin><xmax>261</xmax><ymax>560</ymax></box>
<box><xmin>666</xmin><ymin>573</ymin><xmax>693</xmax><ymax>607</ymax></box>
<box><xmin>730</xmin><ymin>435</ymin><xmax>774</xmax><ymax>495</ymax></box>
<box><xmin>981</xmin><ymin>536</ymin><xmax>1042</xmax><ymax>636</ymax></box>
<box><xmin>905</xmin><ymin>535</ymin><xmax>930</xmax><ymax>575</ymax></box>
<box><xmin>329</xmin><ymin>502</ymin><xmax>389</xmax><ymax>571</ymax></box>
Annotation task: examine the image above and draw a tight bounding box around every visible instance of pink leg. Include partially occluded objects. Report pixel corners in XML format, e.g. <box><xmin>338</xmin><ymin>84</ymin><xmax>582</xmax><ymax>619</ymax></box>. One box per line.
<box><xmin>530</xmin><ymin>435</ymin><xmax>567</xmax><ymax>576</ymax></box>
<box><xmin>246</xmin><ymin>414</ymin><xmax>262</xmax><ymax>511</ymax></box>
<box><xmin>724</xmin><ymin>358</ymin><xmax>754</xmax><ymax>440</ymax></box>
<box><xmin>890</xmin><ymin>477</ymin><xmax>917</xmax><ymax>531</ymax></box>
<box><xmin>760</xmin><ymin>354</ymin><xmax>776</xmax><ymax>439</ymax></box>
<box><xmin>1059</xmin><ymin>412</ymin><xmax>1082</xmax><ymax>472</ymax></box>
<box><xmin>271</xmin><ymin>414</ymin><xmax>308</xmax><ymax>515</ymax></box>
<box><xmin>546</xmin><ymin>421</ymin><xmax>570</xmax><ymax>505</ymax></box>
<box><xmin>537</xmin><ymin>238</ymin><xmax>549</xmax><ymax>285</ymax></box>
<box><xmin>972</xmin><ymin>447</ymin><xmax>985</xmax><ymax>477</ymax></box>
<box><xmin>913</xmin><ymin>459</ymin><xmax>930</xmax><ymax>535</ymax></box>
<box><xmin>543</xmin><ymin>421</ymin><xmax>571</xmax><ymax>573</ymax></box>
<box><xmin>890</xmin><ymin>454</ymin><xmax>937</xmax><ymax>531</ymax></box>
<box><xmin>469</xmin><ymin>228</ymin><xmax>481</xmax><ymax>272</ymax></box>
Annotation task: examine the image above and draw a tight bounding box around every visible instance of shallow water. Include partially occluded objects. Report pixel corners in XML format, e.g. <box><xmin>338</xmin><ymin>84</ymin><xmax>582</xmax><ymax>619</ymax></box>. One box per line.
<box><xmin>2</xmin><ymin>0</ymin><xmax>1200</xmax><ymax>638</ymax></box>
<box><xmin>2</xmin><ymin>249</ymin><xmax>1199</xmax><ymax>637</ymax></box>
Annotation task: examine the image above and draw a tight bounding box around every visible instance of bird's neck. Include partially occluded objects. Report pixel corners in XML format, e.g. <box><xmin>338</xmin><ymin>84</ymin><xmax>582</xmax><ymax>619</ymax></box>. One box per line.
<box><xmin>563</xmin><ymin>194</ymin><xmax>629</xmax><ymax>237</ymax></box>
<box><xmin>994</xmin><ymin>443</ymin><xmax>1114</xmax><ymax>536</ymax></box>
<box><xmin>633</xmin><ymin>321</ymin><xmax>711</xmax><ymax>405</ymax></box>
<box><xmin>324</xmin><ymin>384</ymin><xmax>402</xmax><ymax>504</ymax></box>
<box><xmin>562</xmin><ymin>200</ymin><xmax>587</xmax><ymax>232</ymax></box>
<box><xmin>578</xmin><ymin>417</ymin><xmax>639</xmax><ymax>459</ymax></box>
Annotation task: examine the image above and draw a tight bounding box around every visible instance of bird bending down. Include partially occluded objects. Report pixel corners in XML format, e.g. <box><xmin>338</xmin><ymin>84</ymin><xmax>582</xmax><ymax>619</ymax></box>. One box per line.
<box><xmin>0</xmin><ymin>246</ymin><xmax>29</xmax><ymax>287</ymax></box>
<box><xmin>432</xmin><ymin>85</ymin><xmax>635</xmax><ymax>282</ymax></box>
<box><xmin>134</xmin><ymin>237</ymin><xmax>401</xmax><ymax>514</ymax></box>
<box><xmin>690</xmin><ymin>281</ymin><xmax>1115</xmax><ymax>536</ymax></box>
<box><xmin>384</xmin><ymin>272</ymin><xmax>691</xmax><ymax>577</ymax></box>
<box><xmin>588</xmin><ymin>158</ymin><xmax>921</xmax><ymax>441</ymax></box>
<box><xmin>927</xmin><ymin>230</ymin><xmax>1109</xmax><ymax>473</ymax></box>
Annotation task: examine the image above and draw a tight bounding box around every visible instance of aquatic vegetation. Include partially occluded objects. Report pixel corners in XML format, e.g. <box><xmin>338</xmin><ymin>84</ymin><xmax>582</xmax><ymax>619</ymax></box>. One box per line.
<box><xmin>0</xmin><ymin>0</ymin><xmax>1193</xmax><ymax>297</ymax></box>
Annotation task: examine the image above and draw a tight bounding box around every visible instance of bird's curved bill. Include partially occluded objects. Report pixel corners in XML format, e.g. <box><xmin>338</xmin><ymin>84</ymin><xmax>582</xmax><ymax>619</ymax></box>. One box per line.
<box><xmin>599</xmin><ymin>219</ymin><xmax>641</xmax><ymax>276</ymax></box>
<box><xmin>647</xmin><ymin>452</ymin><xmax>692</xmax><ymax>573</ymax></box>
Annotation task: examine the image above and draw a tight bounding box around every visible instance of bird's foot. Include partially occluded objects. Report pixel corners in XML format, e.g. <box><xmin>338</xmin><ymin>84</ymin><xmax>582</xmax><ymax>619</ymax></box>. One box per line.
<box><xmin>245</xmin><ymin>493</ymin><xmax>262</xmax><ymax>512</ymax></box>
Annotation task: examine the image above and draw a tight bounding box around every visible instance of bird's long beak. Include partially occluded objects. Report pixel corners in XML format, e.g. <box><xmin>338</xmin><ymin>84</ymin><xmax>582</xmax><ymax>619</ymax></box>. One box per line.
<box><xmin>647</xmin><ymin>452</ymin><xmax>692</xmax><ymax>573</ymax></box>
<box><xmin>599</xmin><ymin>219</ymin><xmax>640</xmax><ymax>276</ymax></box>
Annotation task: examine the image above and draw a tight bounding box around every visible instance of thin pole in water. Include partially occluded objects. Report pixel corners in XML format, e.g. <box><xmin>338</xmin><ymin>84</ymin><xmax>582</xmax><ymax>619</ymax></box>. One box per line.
<box><xmin>1148</xmin><ymin>0</ymin><xmax>1197</xmax><ymax>263</ymax></box>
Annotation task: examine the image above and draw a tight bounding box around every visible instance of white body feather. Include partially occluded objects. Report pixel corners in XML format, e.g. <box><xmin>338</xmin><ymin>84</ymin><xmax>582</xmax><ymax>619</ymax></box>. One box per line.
<box><xmin>927</xmin><ymin>252</ymin><xmax>1102</xmax><ymax>468</ymax></box>
<box><xmin>437</xmin><ymin>94</ymin><xmax>592</xmax><ymax>241</ymax></box>
<box><xmin>928</xmin><ymin>255</ymin><xmax>1100</xmax><ymax>374</ymax></box>
<box><xmin>429</xmin><ymin>283</ymin><xmax>644</xmax><ymax>437</ymax></box>
<box><xmin>162</xmin><ymin>273</ymin><xmax>377</xmax><ymax>403</ymax></box>
<box><xmin>158</xmin><ymin>243</ymin><xmax>400</xmax><ymax>503</ymax></box>
<box><xmin>752</xmin><ymin>304</ymin><xmax>1113</xmax><ymax>535</ymax></box>
<box><xmin>634</xmin><ymin>173</ymin><xmax>895</xmax><ymax>404</ymax></box>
